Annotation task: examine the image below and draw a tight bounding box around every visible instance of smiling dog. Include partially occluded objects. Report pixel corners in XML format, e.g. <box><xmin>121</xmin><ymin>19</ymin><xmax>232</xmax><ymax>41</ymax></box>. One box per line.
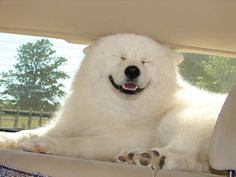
<box><xmin>0</xmin><ymin>34</ymin><xmax>226</xmax><ymax>173</ymax></box>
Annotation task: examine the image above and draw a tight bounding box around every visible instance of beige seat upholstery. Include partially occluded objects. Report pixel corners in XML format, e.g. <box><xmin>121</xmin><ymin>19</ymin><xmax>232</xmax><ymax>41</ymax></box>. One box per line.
<box><xmin>0</xmin><ymin>149</ymin><xmax>154</xmax><ymax>177</ymax></box>
<box><xmin>209</xmin><ymin>84</ymin><xmax>236</xmax><ymax>172</ymax></box>
<box><xmin>0</xmin><ymin>149</ymin><xmax>221</xmax><ymax>177</ymax></box>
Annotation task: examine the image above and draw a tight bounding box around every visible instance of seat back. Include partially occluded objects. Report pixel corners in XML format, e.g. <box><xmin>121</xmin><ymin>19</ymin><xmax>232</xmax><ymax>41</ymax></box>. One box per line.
<box><xmin>209</xmin><ymin>84</ymin><xmax>236</xmax><ymax>171</ymax></box>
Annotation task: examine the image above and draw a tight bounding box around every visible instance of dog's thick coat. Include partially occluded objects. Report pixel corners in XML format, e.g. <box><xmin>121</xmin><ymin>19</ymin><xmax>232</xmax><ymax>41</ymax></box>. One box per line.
<box><xmin>0</xmin><ymin>34</ymin><xmax>226</xmax><ymax>172</ymax></box>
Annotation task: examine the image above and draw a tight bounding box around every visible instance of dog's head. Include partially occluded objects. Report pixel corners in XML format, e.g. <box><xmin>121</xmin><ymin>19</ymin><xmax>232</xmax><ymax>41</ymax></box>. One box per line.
<box><xmin>78</xmin><ymin>34</ymin><xmax>183</xmax><ymax>100</ymax></box>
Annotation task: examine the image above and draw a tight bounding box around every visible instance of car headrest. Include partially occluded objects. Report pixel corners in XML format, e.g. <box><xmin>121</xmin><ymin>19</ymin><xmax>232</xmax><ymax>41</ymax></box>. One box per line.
<box><xmin>209</xmin><ymin>84</ymin><xmax>236</xmax><ymax>171</ymax></box>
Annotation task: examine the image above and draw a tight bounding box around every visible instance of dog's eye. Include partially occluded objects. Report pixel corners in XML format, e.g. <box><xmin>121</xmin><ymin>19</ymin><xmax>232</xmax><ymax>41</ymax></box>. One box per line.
<box><xmin>141</xmin><ymin>60</ymin><xmax>151</xmax><ymax>64</ymax></box>
<box><xmin>120</xmin><ymin>56</ymin><xmax>126</xmax><ymax>60</ymax></box>
<box><xmin>112</xmin><ymin>55</ymin><xmax>126</xmax><ymax>61</ymax></box>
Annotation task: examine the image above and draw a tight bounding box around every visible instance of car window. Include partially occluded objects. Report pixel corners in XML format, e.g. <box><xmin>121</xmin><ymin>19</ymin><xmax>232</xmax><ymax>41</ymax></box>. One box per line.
<box><xmin>179</xmin><ymin>53</ymin><xmax>236</xmax><ymax>93</ymax></box>
<box><xmin>0</xmin><ymin>32</ymin><xmax>86</xmax><ymax>130</ymax></box>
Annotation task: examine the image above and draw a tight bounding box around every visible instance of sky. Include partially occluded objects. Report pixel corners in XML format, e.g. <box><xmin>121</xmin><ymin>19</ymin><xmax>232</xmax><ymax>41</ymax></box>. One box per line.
<box><xmin>0</xmin><ymin>32</ymin><xmax>87</xmax><ymax>93</ymax></box>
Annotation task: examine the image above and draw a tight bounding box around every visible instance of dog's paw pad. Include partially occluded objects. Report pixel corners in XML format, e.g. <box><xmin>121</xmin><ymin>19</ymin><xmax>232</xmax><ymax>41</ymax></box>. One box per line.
<box><xmin>116</xmin><ymin>148</ymin><xmax>166</xmax><ymax>170</ymax></box>
<box><xmin>159</xmin><ymin>155</ymin><xmax>166</xmax><ymax>169</ymax></box>
<box><xmin>115</xmin><ymin>151</ymin><xmax>137</xmax><ymax>164</ymax></box>
<box><xmin>139</xmin><ymin>159</ymin><xmax>150</xmax><ymax>166</ymax></box>
<box><xmin>118</xmin><ymin>155</ymin><xmax>127</xmax><ymax>162</ymax></box>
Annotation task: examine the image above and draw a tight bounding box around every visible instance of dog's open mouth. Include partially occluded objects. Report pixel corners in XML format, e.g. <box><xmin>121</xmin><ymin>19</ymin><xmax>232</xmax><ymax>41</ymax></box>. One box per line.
<box><xmin>109</xmin><ymin>75</ymin><xmax>147</xmax><ymax>95</ymax></box>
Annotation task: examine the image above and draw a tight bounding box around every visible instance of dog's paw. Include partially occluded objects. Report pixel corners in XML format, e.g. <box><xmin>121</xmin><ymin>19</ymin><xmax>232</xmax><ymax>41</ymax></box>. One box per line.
<box><xmin>0</xmin><ymin>132</ymin><xmax>19</xmax><ymax>149</ymax></box>
<box><xmin>115</xmin><ymin>148</ymin><xmax>166</xmax><ymax>170</ymax></box>
<box><xmin>19</xmin><ymin>137</ymin><xmax>57</xmax><ymax>154</ymax></box>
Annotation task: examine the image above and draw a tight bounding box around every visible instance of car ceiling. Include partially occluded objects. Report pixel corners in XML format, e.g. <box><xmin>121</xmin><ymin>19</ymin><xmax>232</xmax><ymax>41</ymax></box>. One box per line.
<box><xmin>0</xmin><ymin>0</ymin><xmax>236</xmax><ymax>57</ymax></box>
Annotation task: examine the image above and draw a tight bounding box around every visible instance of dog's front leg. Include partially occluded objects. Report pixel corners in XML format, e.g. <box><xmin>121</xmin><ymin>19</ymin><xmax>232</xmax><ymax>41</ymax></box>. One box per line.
<box><xmin>0</xmin><ymin>127</ymin><xmax>49</xmax><ymax>149</ymax></box>
<box><xmin>19</xmin><ymin>135</ymin><xmax>131</xmax><ymax>161</ymax></box>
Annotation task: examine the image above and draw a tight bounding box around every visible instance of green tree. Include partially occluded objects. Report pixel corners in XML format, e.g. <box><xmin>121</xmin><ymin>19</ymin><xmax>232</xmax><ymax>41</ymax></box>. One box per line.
<box><xmin>179</xmin><ymin>53</ymin><xmax>236</xmax><ymax>93</ymax></box>
<box><xmin>0</xmin><ymin>39</ymin><xmax>69</xmax><ymax>111</ymax></box>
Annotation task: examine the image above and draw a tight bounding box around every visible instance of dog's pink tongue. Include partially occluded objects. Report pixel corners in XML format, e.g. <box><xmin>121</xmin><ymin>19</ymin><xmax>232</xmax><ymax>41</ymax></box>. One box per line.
<box><xmin>122</xmin><ymin>83</ymin><xmax>138</xmax><ymax>91</ymax></box>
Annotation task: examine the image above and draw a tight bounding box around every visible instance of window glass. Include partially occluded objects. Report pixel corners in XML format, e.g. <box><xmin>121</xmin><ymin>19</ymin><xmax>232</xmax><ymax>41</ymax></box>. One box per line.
<box><xmin>0</xmin><ymin>32</ymin><xmax>86</xmax><ymax>130</ymax></box>
<box><xmin>179</xmin><ymin>53</ymin><xmax>236</xmax><ymax>93</ymax></box>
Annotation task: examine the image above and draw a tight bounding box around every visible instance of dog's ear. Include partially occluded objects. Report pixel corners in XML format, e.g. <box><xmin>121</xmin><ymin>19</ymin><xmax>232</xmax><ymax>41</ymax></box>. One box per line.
<box><xmin>83</xmin><ymin>45</ymin><xmax>92</xmax><ymax>55</ymax></box>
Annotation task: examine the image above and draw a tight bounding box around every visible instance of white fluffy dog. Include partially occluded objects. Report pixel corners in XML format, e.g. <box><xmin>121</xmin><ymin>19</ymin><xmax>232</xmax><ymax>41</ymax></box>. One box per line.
<box><xmin>0</xmin><ymin>34</ymin><xmax>226</xmax><ymax>173</ymax></box>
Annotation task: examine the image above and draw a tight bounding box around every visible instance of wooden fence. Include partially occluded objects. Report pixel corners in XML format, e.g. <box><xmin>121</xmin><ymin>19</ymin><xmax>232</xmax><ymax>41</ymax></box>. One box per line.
<box><xmin>0</xmin><ymin>106</ymin><xmax>53</xmax><ymax>129</ymax></box>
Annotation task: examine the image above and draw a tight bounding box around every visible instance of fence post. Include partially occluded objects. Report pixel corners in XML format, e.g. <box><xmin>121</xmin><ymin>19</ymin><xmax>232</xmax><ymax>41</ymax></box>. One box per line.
<box><xmin>28</xmin><ymin>107</ymin><xmax>33</xmax><ymax>129</ymax></box>
<box><xmin>14</xmin><ymin>107</ymin><xmax>20</xmax><ymax>129</ymax></box>
<box><xmin>50</xmin><ymin>110</ymin><xmax>53</xmax><ymax>119</ymax></box>
<box><xmin>39</xmin><ymin>109</ymin><xmax>43</xmax><ymax>127</ymax></box>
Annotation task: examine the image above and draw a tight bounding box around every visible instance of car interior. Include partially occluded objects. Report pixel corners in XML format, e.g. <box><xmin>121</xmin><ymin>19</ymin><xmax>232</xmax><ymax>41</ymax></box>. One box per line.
<box><xmin>0</xmin><ymin>0</ymin><xmax>236</xmax><ymax>176</ymax></box>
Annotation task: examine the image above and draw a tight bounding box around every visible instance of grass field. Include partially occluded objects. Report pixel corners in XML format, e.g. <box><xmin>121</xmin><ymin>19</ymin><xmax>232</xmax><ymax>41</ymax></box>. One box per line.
<box><xmin>0</xmin><ymin>114</ymin><xmax>50</xmax><ymax>129</ymax></box>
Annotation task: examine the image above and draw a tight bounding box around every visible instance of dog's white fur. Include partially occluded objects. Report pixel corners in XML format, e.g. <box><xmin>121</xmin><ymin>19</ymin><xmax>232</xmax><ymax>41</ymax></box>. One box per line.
<box><xmin>0</xmin><ymin>34</ymin><xmax>226</xmax><ymax>172</ymax></box>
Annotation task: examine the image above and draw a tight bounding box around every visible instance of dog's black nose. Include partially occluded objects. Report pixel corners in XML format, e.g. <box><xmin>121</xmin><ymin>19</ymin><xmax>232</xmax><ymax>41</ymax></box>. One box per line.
<box><xmin>124</xmin><ymin>65</ymin><xmax>140</xmax><ymax>80</ymax></box>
